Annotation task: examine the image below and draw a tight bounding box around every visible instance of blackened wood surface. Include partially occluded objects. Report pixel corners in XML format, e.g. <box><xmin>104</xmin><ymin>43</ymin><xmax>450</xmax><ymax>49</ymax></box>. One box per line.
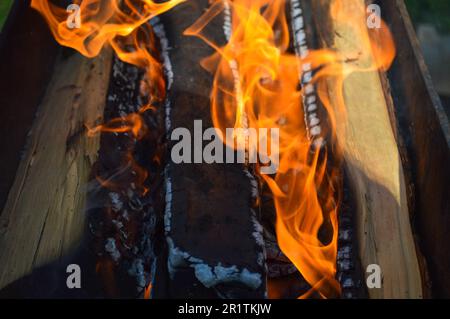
<box><xmin>156</xmin><ymin>0</ymin><xmax>266</xmax><ymax>298</ymax></box>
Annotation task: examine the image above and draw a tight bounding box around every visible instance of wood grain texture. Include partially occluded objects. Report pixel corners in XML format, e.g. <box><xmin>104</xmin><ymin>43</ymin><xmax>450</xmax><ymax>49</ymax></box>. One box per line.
<box><xmin>0</xmin><ymin>48</ymin><xmax>112</xmax><ymax>289</ymax></box>
<box><xmin>311</xmin><ymin>0</ymin><xmax>423</xmax><ymax>298</ymax></box>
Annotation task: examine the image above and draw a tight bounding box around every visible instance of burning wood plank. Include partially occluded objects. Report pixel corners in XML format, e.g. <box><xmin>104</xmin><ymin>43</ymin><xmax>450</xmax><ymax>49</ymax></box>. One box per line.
<box><xmin>310</xmin><ymin>0</ymin><xmax>424</xmax><ymax>298</ymax></box>
<box><xmin>0</xmin><ymin>48</ymin><xmax>113</xmax><ymax>289</ymax></box>
<box><xmin>153</xmin><ymin>0</ymin><xmax>266</xmax><ymax>298</ymax></box>
<box><xmin>284</xmin><ymin>0</ymin><xmax>365</xmax><ymax>298</ymax></box>
<box><xmin>1</xmin><ymin>0</ymin><xmax>444</xmax><ymax>300</ymax></box>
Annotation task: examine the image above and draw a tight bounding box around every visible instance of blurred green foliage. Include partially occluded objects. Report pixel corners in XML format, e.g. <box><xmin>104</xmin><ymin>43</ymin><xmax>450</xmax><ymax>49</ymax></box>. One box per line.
<box><xmin>405</xmin><ymin>0</ymin><xmax>450</xmax><ymax>34</ymax></box>
<box><xmin>0</xmin><ymin>0</ymin><xmax>13</xmax><ymax>31</ymax></box>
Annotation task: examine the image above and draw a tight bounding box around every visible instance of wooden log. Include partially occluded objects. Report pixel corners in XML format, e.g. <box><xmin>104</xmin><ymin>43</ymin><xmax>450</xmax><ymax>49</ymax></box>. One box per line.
<box><xmin>153</xmin><ymin>0</ymin><xmax>266</xmax><ymax>298</ymax></box>
<box><xmin>310</xmin><ymin>0</ymin><xmax>423</xmax><ymax>298</ymax></box>
<box><xmin>0</xmin><ymin>48</ymin><xmax>113</xmax><ymax>290</ymax></box>
<box><xmin>380</xmin><ymin>0</ymin><xmax>450</xmax><ymax>298</ymax></box>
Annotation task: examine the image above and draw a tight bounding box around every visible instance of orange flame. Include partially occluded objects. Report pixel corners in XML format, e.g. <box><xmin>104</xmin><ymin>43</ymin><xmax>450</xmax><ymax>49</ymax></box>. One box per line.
<box><xmin>32</xmin><ymin>0</ymin><xmax>396</xmax><ymax>299</ymax></box>
<box><xmin>31</xmin><ymin>0</ymin><xmax>185</xmax><ymax>103</ymax></box>
<box><xmin>30</xmin><ymin>0</ymin><xmax>183</xmax><ymax>57</ymax></box>
<box><xmin>31</xmin><ymin>0</ymin><xmax>184</xmax><ymax>194</ymax></box>
<box><xmin>144</xmin><ymin>283</ymin><xmax>152</xmax><ymax>299</ymax></box>
<box><xmin>186</xmin><ymin>0</ymin><xmax>395</xmax><ymax>298</ymax></box>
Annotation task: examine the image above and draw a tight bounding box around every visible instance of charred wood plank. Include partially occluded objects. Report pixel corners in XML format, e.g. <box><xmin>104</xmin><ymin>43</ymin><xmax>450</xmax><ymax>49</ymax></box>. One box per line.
<box><xmin>154</xmin><ymin>0</ymin><xmax>266</xmax><ymax>298</ymax></box>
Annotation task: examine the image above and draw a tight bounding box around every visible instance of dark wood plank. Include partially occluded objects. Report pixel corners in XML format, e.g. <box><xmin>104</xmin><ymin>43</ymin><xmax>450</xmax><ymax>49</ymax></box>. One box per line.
<box><xmin>0</xmin><ymin>0</ymin><xmax>58</xmax><ymax>212</ymax></box>
<box><xmin>381</xmin><ymin>0</ymin><xmax>450</xmax><ymax>298</ymax></box>
<box><xmin>154</xmin><ymin>0</ymin><xmax>266</xmax><ymax>298</ymax></box>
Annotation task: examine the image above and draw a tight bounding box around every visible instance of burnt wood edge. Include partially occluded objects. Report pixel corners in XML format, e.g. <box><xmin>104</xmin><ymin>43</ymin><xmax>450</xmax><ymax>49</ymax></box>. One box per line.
<box><xmin>306</xmin><ymin>0</ymin><xmax>370</xmax><ymax>299</ymax></box>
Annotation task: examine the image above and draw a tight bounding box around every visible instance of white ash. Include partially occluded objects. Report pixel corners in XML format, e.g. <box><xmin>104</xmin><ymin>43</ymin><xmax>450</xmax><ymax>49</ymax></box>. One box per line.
<box><xmin>151</xmin><ymin>17</ymin><xmax>174</xmax><ymax>90</ymax></box>
<box><xmin>337</xmin><ymin>245</ymin><xmax>352</xmax><ymax>260</ymax></box>
<box><xmin>290</xmin><ymin>0</ymin><xmax>324</xmax><ymax>147</ymax></box>
<box><xmin>164</xmin><ymin>99</ymin><xmax>172</xmax><ymax>137</ymax></box>
<box><xmin>166</xmin><ymin>237</ymin><xmax>189</xmax><ymax>278</ymax></box>
<box><xmin>167</xmin><ymin>234</ymin><xmax>263</xmax><ymax>290</ymax></box>
<box><xmin>164</xmin><ymin>167</ymin><xmax>173</xmax><ymax>234</ymax></box>
<box><xmin>193</xmin><ymin>265</ymin><xmax>263</xmax><ymax>291</ymax></box>
<box><xmin>337</xmin><ymin>259</ymin><xmax>353</xmax><ymax>272</ymax></box>
<box><xmin>338</xmin><ymin>245</ymin><xmax>352</xmax><ymax>255</ymax></box>
<box><xmin>251</xmin><ymin>213</ymin><xmax>265</xmax><ymax>248</ymax></box>
<box><xmin>112</xmin><ymin>60</ymin><xmax>128</xmax><ymax>82</ymax></box>
<box><xmin>150</xmin><ymin>18</ymin><xmax>173</xmax><ymax>134</ymax></box>
<box><xmin>128</xmin><ymin>258</ymin><xmax>148</xmax><ymax>290</ymax></box>
<box><xmin>223</xmin><ymin>1</ymin><xmax>232</xmax><ymax>41</ymax></box>
<box><xmin>268</xmin><ymin>263</ymin><xmax>298</xmax><ymax>278</ymax></box>
<box><xmin>341</xmin><ymin>277</ymin><xmax>355</xmax><ymax>289</ymax></box>
<box><xmin>337</xmin><ymin>202</ymin><xmax>359</xmax><ymax>297</ymax></box>
<box><xmin>105</xmin><ymin>238</ymin><xmax>121</xmax><ymax>262</ymax></box>
<box><xmin>244</xmin><ymin>169</ymin><xmax>259</xmax><ymax>200</ymax></box>
<box><xmin>122</xmin><ymin>209</ymin><xmax>130</xmax><ymax>221</ymax></box>
<box><xmin>339</xmin><ymin>229</ymin><xmax>352</xmax><ymax>242</ymax></box>
<box><xmin>109</xmin><ymin>192</ymin><xmax>123</xmax><ymax>212</ymax></box>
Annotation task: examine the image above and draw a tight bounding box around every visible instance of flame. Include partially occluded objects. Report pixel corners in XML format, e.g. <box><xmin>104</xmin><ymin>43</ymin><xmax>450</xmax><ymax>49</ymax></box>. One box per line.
<box><xmin>144</xmin><ymin>283</ymin><xmax>152</xmax><ymax>299</ymax></box>
<box><xmin>87</xmin><ymin>113</ymin><xmax>146</xmax><ymax>138</ymax></box>
<box><xmin>30</xmin><ymin>0</ymin><xmax>184</xmax><ymax>296</ymax></box>
<box><xmin>31</xmin><ymin>0</ymin><xmax>184</xmax><ymax>194</ymax></box>
<box><xmin>32</xmin><ymin>0</ymin><xmax>395</xmax><ymax>299</ymax></box>
<box><xmin>30</xmin><ymin>0</ymin><xmax>185</xmax><ymax>103</ymax></box>
<box><xmin>186</xmin><ymin>0</ymin><xmax>395</xmax><ymax>298</ymax></box>
<box><xmin>30</xmin><ymin>0</ymin><xmax>183</xmax><ymax>57</ymax></box>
